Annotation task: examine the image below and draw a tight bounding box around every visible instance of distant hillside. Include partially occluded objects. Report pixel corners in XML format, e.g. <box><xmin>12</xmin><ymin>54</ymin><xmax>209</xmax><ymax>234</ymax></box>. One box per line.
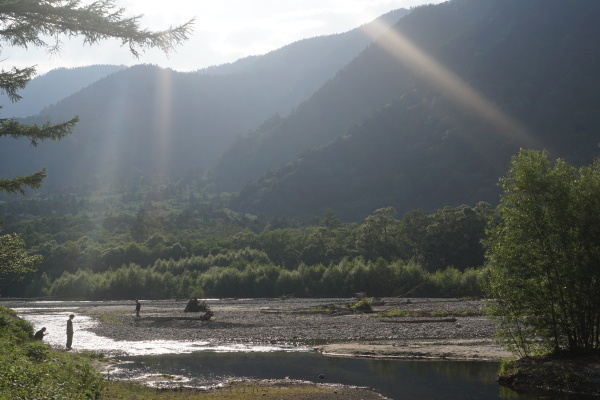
<box><xmin>0</xmin><ymin>10</ymin><xmax>408</xmax><ymax>188</ymax></box>
<box><xmin>209</xmin><ymin>4</ymin><xmax>460</xmax><ymax>192</ymax></box>
<box><xmin>0</xmin><ymin>65</ymin><xmax>124</xmax><ymax>118</ymax></box>
<box><xmin>230</xmin><ymin>0</ymin><xmax>600</xmax><ymax>220</ymax></box>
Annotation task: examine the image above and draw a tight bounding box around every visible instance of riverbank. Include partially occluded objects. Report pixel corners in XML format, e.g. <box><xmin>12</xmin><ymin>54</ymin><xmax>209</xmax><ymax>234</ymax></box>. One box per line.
<box><xmin>0</xmin><ymin>301</ymin><xmax>392</xmax><ymax>400</ymax></box>
<box><xmin>4</xmin><ymin>297</ymin><xmax>514</xmax><ymax>399</ymax></box>
<box><xmin>102</xmin><ymin>379</ymin><xmax>392</xmax><ymax>400</ymax></box>
<box><xmin>77</xmin><ymin>297</ymin><xmax>510</xmax><ymax>361</ymax></box>
<box><xmin>498</xmin><ymin>353</ymin><xmax>600</xmax><ymax>396</ymax></box>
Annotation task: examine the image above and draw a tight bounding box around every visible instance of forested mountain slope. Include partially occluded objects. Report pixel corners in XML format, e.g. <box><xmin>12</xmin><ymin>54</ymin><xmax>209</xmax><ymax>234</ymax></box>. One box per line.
<box><xmin>209</xmin><ymin>2</ymin><xmax>475</xmax><ymax>192</ymax></box>
<box><xmin>230</xmin><ymin>0</ymin><xmax>600</xmax><ymax>220</ymax></box>
<box><xmin>0</xmin><ymin>10</ymin><xmax>407</xmax><ymax>189</ymax></box>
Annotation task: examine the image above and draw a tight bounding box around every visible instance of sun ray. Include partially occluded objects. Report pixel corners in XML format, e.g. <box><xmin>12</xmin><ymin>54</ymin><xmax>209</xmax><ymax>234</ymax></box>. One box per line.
<box><xmin>360</xmin><ymin>16</ymin><xmax>540</xmax><ymax>149</ymax></box>
<box><xmin>152</xmin><ymin>68</ymin><xmax>173</xmax><ymax>179</ymax></box>
<box><xmin>98</xmin><ymin>85</ymin><xmax>131</xmax><ymax>188</ymax></box>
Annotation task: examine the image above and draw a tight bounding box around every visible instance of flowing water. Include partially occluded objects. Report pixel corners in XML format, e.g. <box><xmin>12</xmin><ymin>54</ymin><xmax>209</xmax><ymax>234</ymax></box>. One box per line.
<box><xmin>13</xmin><ymin>301</ymin><xmax>312</xmax><ymax>355</ymax></box>
<box><xmin>8</xmin><ymin>301</ymin><xmax>596</xmax><ymax>400</ymax></box>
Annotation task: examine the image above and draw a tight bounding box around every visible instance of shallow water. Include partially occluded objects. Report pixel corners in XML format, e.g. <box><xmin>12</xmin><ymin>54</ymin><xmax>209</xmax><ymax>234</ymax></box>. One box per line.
<box><xmin>10</xmin><ymin>300</ymin><xmax>596</xmax><ymax>400</ymax></box>
<box><xmin>110</xmin><ymin>352</ymin><xmax>593</xmax><ymax>400</ymax></box>
<box><xmin>14</xmin><ymin>303</ymin><xmax>309</xmax><ymax>356</ymax></box>
<box><xmin>112</xmin><ymin>352</ymin><xmax>507</xmax><ymax>399</ymax></box>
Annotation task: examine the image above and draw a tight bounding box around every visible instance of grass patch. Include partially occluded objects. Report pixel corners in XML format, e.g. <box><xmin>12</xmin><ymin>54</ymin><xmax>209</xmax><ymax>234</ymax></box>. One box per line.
<box><xmin>377</xmin><ymin>308</ymin><xmax>407</xmax><ymax>318</ymax></box>
<box><xmin>498</xmin><ymin>358</ymin><xmax>519</xmax><ymax>378</ymax></box>
<box><xmin>101</xmin><ymin>380</ymin><xmax>368</xmax><ymax>399</ymax></box>
<box><xmin>294</xmin><ymin>303</ymin><xmax>357</xmax><ymax>314</ymax></box>
<box><xmin>294</xmin><ymin>306</ymin><xmax>338</xmax><ymax>314</ymax></box>
<box><xmin>93</xmin><ymin>313</ymin><xmax>126</xmax><ymax>325</ymax></box>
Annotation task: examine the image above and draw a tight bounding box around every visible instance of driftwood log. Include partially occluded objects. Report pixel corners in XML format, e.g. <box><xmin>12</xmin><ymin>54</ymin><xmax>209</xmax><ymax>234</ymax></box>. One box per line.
<box><xmin>184</xmin><ymin>298</ymin><xmax>209</xmax><ymax>312</ymax></box>
<box><xmin>142</xmin><ymin>310</ymin><xmax>214</xmax><ymax>322</ymax></box>
<box><xmin>380</xmin><ymin>317</ymin><xmax>457</xmax><ymax>323</ymax></box>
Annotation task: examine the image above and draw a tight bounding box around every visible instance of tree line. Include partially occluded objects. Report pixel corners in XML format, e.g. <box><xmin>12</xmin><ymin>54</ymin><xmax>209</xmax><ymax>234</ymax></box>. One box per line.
<box><xmin>41</xmin><ymin>253</ymin><xmax>483</xmax><ymax>300</ymax></box>
<box><xmin>0</xmin><ymin>184</ymin><xmax>495</xmax><ymax>298</ymax></box>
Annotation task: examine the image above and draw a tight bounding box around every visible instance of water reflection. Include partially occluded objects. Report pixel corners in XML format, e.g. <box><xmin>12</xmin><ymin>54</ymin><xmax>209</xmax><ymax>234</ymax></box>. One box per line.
<box><xmin>112</xmin><ymin>352</ymin><xmax>507</xmax><ymax>399</ymax></box>
<box><xmin>111</xmin><ymin>352</ymin><xmax>596</xmax><ymax>400</ymax></box>
<box><xmin>402</xmin><ymin>360</ymin><xmax>498</xmax><ymax>383</ymax></box>
<box><xmin>15</xmin><ymin>306</ymin><xmax>310</xmax><ymax>356</ymax></box>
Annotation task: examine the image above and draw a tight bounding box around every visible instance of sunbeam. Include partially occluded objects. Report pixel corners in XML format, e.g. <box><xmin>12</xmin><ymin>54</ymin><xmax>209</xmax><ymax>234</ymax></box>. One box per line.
<box><xmin>98</xmin><ymin>82</ymin><xmax>132</xmax><ymax>188</ymax></box>
<box><xmin>360</xmin><ymin>15</ymin><xmax>540</xmax><ymax>149</ymax></box>
<box><xmin>152</xmin><ymin>68</ymin><xmax>174</xmax><ymax>179</ymax></box>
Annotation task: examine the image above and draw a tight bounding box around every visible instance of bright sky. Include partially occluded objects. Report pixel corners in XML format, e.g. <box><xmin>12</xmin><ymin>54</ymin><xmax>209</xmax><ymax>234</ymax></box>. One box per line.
<box><xmin>2</xmin><ymin>0</ymin><xmax>446</xmax><ymax>76</ymax></box>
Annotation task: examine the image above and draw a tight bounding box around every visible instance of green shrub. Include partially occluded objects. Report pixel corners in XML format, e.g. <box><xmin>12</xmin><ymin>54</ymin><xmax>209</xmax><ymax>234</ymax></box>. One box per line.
<box><xmin>24</xmin><ymin>341</ymin><xmax>51</xmax><ymax>361</ymax></box>
<box><xmin>351</xmin><ymin>298</ymin><xmax>373</xmax><ymax>312</ymax></box>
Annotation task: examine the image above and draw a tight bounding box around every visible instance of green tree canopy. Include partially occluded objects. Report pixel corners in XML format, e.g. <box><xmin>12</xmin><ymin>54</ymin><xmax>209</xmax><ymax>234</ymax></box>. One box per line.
<box><xmin>484</xmin><ymin>150</ymin><xmax>600</xmax><ymax>356</ymax></box>
<box><xmin>0</xmin><ymin>232</ymin><xmax>42</xmax><ymax>282</ymax></box>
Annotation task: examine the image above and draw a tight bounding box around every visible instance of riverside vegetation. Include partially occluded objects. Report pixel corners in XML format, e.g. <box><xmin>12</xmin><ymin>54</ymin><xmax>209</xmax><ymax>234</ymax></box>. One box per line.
<box><xmin>0</xmin><ymin>304</ymin><xmax>386</xmax><ymax>400</ymax></box>
<box><xmin>484</xmin><ymin>151</ymin><xmax>600</xmax><ymax>395</ymax></box>
<box><xmin>0</xmin><ymin>197</ymin><xmax>493</xmax><ymax>299</ymax></box>
<box><xmin>0</xmin><ymin>305</ymin><xmax>104</xmax><ymax>399</ymax></box>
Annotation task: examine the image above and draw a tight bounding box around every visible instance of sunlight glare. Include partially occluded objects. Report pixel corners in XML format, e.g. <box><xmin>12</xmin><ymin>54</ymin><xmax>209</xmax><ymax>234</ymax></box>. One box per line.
<box><xmin>153</xmin><ymin>69</ymin><xmax>173</xmax><ymax>178</ymax></box>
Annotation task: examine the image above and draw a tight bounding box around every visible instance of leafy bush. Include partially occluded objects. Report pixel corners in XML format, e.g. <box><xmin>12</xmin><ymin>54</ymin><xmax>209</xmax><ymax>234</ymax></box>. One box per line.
<box><xmin>24</xmin><ymin>341</ymin><xmax>51</xmax><ymax>361</ymax></box>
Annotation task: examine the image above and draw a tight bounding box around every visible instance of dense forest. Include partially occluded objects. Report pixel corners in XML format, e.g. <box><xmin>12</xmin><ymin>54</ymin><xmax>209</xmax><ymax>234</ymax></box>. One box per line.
<box><xmin>0</xmin><ymin>181</ymin><xmax>493</xmax><ymax>298</ymax></box>
<box><xmin>2</xmin><ymin>0</ymin><xmax>600</xmax><ymax>300</ymax></box>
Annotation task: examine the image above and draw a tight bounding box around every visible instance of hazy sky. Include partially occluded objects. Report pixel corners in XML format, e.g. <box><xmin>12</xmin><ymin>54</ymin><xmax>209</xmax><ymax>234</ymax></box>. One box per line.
<box><xmin>2</xmin><ymin>0</ymin><xmax>447</xmax><ymax>76</ymax></box>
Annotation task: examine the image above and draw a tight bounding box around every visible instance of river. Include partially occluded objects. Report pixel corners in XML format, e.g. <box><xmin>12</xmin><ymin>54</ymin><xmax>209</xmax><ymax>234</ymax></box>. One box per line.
<box><xmin>6</xmin><ymin>300</ymin><xmax>595</xmax><ymax>400</ymax></box>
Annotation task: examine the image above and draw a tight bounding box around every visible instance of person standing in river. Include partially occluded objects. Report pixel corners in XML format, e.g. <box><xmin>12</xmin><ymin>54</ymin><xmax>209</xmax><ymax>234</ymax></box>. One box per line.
<box><xmin>135</xmin><ymin>299</ymin><xmax>141</xmax><ymax>318</ymax></box>
<box><xmin>66</xmin><ymin>314</ymin><xmax>75</xmax><ymax>350</ymax></box>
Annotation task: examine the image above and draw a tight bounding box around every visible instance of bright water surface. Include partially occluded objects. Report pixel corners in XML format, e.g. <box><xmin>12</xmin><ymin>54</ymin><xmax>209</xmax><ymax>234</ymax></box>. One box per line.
<box><xmin>10</xmin><ymin>301</ymin><xmax>595</xmax><ymax>400</ymax></box>
<box><xmin>16</xmin><ymin>304</ymin><xmax>306</xmax><ymax>355</ymax></box>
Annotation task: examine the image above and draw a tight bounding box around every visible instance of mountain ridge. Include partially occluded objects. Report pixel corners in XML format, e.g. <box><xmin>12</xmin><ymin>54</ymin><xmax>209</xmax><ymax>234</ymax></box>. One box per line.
<box><xmin>228</xmin><ymin>0</ymin><xmax>600</xmax><ymax>220</ymax></box>
<box><xmin>0</xmin><ymin>9</ymin><xmax>409</xmax><ymax>188</ymax></box>
<box><xmin>0</xmin><ymin>65</ymin><xmax>125</xmax><ymax>118</ymax></box>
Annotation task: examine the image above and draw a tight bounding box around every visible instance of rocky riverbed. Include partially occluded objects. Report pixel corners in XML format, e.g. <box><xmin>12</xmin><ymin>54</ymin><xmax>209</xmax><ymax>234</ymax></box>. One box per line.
<box><xmin>79</xmin><ymin>297</ymin><xmax>511</xmax><ymax>361</ymax></box>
